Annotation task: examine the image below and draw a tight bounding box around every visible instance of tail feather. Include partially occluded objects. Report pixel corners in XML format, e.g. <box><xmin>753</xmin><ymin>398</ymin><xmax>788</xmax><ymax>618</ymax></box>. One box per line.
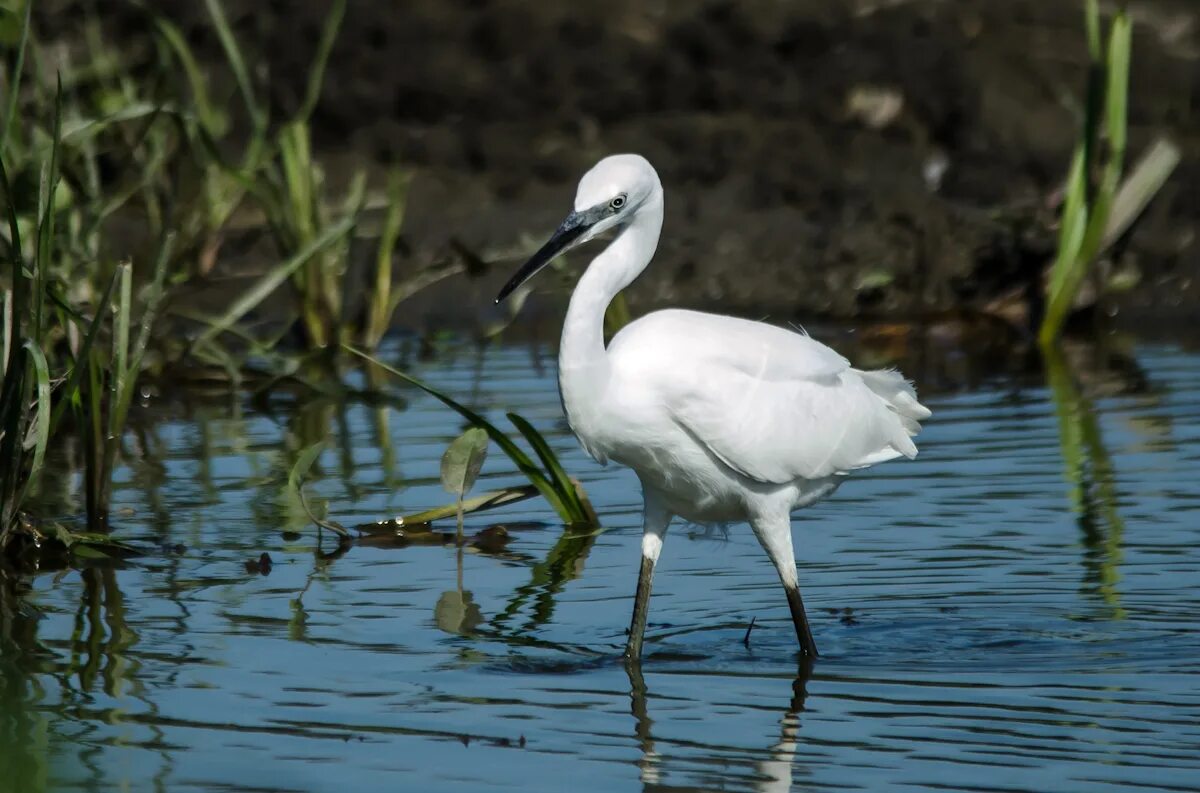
<box><xmin>855</xmin><ymin>368</ymin><xmax>932</xmax><ymax>442</ymax></box>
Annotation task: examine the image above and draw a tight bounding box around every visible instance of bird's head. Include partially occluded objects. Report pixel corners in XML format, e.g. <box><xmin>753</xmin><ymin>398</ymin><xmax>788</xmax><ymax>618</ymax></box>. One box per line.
<box><xmin>495</xmin><ymin>154</ymin><xmax>662</xmax><ymax>303</ymax></box>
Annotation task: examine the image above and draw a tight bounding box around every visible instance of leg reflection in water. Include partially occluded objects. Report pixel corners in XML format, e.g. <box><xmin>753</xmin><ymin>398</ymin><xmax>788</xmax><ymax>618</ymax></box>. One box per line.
<box><xmin>625</xmin><ymin>658</ymin><xmax>815</xmax><ymax>791</ymax></box>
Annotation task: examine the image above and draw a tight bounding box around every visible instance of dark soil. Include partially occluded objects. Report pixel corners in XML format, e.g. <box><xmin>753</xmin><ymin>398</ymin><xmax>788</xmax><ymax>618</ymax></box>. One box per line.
<box><xmin>50</xmin><ymin>0</ymin><xmax>1200</xmax><ymax>328</ymax></box>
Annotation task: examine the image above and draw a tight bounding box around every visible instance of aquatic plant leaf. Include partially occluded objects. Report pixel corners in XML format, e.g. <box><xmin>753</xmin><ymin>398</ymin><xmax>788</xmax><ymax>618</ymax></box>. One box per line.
<box><xmin>342</xmin><ymin>346</ymin><xmax>579</xmax><ymax>520</ymax></box>
<box><xmin>506</xmin><ymin>412</ymin><xmax>588</xmax><ymax>522</ymax></box>
<box><xmin>441</xmin><ymin>427</ymin><xmax>489</xmax><ymax>498</ymax></box>
<box><xmin>358</xmin><ymin>486</ymin><xmax>538</xmax><ymax>533</ymax></box>
<box><xmin>1041</xmin><ymin>9</ymin><xmax>1134</xmax><ymax>344</ymax></box>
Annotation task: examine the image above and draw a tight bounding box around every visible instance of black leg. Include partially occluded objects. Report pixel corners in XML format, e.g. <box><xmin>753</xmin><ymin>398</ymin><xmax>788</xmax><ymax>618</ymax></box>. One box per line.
<box><xmin>784</xmin><ymin>584</ymin><xmax>819</xmax><ymax>657</ymax></box>
<box><xmin>624</xmin><ymin>555</ymin><xmax>656</xmax><ymax>659</ymax></box>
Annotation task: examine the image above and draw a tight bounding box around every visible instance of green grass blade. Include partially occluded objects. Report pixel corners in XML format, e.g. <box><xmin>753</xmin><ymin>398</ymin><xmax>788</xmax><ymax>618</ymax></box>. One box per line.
<box><xmin>1080</xmin><ymin>0</ymin><xmax>1103</xmax><ymax>194</ymax></box>
<box><xmin>151</xmin><ymin>15</ymin><xmax>224</xmax><ymax>133</ymax></box>
<box><xmin>1084</xmin><ymin>0</ymin><xmax>1101</xmax><ymax>60</ymax></box>
<box><xmin>1045</xmin><ymin>149</ymin><xmax>1089</xmax><ymax>306</ymax></box>
<box><xmin>96</xmin><ymin>262</ymin><xmax>134</xmax><ymax>522</ymax></box>
<box><xmin>59</xmin><ymin>102</ymin><xmax>172</xmax><ymax>146</ymax></box>
<box><xmin>129</xmin><ymin>233</ymin><xmax>174</xmax><ymax>376</ymax></box>
<box><xmin>49</xmin><ymin>269</ymin><xmax>119</xmax><ymax>433</ymax></box>
<box><xmin>506</xmin><ymin>412</ymin><xmax>588</xmax><ymax>521</ymax></box>
<box><xmin>203</xmin><ymin>0</ymin><xmax>266</xmax><ymax>134</ymax></box>
<box><xmin>17</xmin><ymin>339</ymin><xmax>49</xmax><ymax>492</ymax></box>
<box><xmin>364</xmin><ymin>169</ymin><xmax>410</xmax><ymax>349</ymax></box>
<box><xmin>1103</xmin><ymin>12</ymin><xmax>1130</xmax><ymax>161</ymax></box>
<box><xmin>1041</xmin><ymin>10</ymin><xmax>1133</xmax><ymax>344</ymax></box>
<box><xmin>0</xmin><ymin>151</ymin><xmax>28</xmax><ymax>515</ymax></box>
<box><xmin>2</xmin><ymin>289</ymin><xmax>10</xmax><ymax>380</ymax></box>
<box><xmin>194</xmin><ymin>215</ymin><xmax>355</xmax><ymax>347</ymax></box>
<box><xmin>0</xmin><ymin>0</ymin><xmax>31</xmax><ymax>156</ymax></box>
<box><xmin>296</xmin><ymin>0</ymin><xmax>346</xmax><ymax>123</ymax></box>
<box><xmin>107</xmin><ymin>233</ymin><xmax>174</xmax><ymax>439</ymax></box>
<box><xmin>111</xmin><ymin>262</ymin><xmax>132</xmax><ymax>427</ymax></box>
<box><xmin>34</xmin><ymin>76</ymin><xmax>64</xmax><ymax>343</ymax></box>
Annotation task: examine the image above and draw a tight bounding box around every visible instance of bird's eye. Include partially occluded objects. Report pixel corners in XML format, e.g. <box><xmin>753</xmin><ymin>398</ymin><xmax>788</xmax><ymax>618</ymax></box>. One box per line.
<box><xmin>610</xmin><ymin>194</ymin><xmax>627</xmax><ymax>210</ymax></box>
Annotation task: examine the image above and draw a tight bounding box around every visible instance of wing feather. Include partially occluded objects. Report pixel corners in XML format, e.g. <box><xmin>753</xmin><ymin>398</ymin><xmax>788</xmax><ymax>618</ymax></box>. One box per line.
<box><xmin>610</xmin><ymin>310</ymin><xmax>930</xmax><ymax>485</ymax></box>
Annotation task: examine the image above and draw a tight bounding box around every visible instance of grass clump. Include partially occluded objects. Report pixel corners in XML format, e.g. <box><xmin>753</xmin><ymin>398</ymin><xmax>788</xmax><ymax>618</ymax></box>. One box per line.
<box><xmin>1040</xmin><ymin>1</ymin><xmax>1179</xmax><ymax>343</ymax></box>
<box><xmin>1</xmin><ymin>75</ymin><xmax>170</xmax><ymax>556</ymax></box>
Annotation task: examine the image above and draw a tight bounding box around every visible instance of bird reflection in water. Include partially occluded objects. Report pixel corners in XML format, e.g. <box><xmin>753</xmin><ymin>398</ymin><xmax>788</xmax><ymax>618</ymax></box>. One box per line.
<box><xmin>626</xmin><ymin>659</ymin><xmax>814</xmax><ymax>792</ymax></box>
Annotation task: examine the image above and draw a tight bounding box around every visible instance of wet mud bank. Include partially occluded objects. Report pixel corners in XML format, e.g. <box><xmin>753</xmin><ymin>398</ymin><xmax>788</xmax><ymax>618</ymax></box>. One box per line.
<box><xmin>61</xmin><ymin>0</ymin><xmax>1200</xmax><ymax>326</ymax></box>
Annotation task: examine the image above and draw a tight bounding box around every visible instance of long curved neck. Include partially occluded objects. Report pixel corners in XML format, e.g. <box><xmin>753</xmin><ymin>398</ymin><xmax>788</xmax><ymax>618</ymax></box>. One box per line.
<box><xmin>559</xmin><ymin>207</ymin><xmax>661</xmax><ymax>413</ymax></box>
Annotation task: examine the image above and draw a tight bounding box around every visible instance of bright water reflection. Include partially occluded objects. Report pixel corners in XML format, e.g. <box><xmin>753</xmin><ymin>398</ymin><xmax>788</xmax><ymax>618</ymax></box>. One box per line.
<box><xmin>2</xmin><ymin>336</ymin><xmax>1199</xmax><ymax>792</ymax></box>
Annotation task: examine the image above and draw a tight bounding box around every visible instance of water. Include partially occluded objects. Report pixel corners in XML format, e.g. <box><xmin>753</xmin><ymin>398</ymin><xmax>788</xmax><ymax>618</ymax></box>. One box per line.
<box><xmin>3</xmin><ymin>335</ymin><xmax>1200</xmax><ymax>792</ymax></box>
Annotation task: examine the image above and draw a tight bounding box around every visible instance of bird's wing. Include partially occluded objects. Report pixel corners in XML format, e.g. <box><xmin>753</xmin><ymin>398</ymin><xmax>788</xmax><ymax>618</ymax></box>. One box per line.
<box><xmin>613</xmin><ymin>311</ymin><xmax>927</xmax><ymax>484</ymax></box>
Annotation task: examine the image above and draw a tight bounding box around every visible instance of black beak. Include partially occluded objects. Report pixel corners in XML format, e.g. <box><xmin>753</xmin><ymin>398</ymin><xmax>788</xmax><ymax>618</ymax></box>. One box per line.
<box><xmin>495</xmin><ymin>211</ymin><xmax>592</xmax><ymax>304</ymax></box>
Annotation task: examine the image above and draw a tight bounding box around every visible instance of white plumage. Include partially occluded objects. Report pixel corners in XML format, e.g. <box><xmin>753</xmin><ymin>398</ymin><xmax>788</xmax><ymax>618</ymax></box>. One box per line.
<box><xmin>495</xmin><ymin>153</ymin><xmax>930</xmax><ymax>658</ymax></box>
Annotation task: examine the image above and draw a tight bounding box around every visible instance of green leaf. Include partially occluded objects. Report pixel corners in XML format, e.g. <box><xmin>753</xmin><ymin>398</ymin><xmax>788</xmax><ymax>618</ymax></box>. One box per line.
<box><xmin>364</xmin><ymin>169</ymin><xmax>411</xmax><ymax>349</ymax></box>
<box><xmin>0</xmin><ymin>0</ymin><xmax>30</xmax><ymax>156</ymax></box>
<box><xmin>49</xmin><ymin>269</ymin><xmax>120</xmax><ymax>433</ymax></box>
<box><xmin>19</xmin><ymin>340</ymin><xmax>49</xmax><ymax>486</ymax></box>
<box><xmin>506</xmin><ymin>412</ymin><xmax>587</xmax><ymax>521</ymax></box>
<box><xmin>203</xmin><ymin>0</ymin><xmax>266</xmax><ymax>134</ymax></box>
<box><xmin>441</xmin><ymin>427</ymin><xmax>488</xmax><ymax>498</ymax></box>
<box><xmin>358</xmin><ymin>486</ymin><xmax>538</xmax><ymax>532</ymax></box>
<box><xmin>150</xmin><ymin>12</ymin><xmax>225</xmax><ymax>134</ymax></box>
<box><xmin>296</xmin><ymin>0</ymin><xmax>346</xmax><ymax>124</ymax></box>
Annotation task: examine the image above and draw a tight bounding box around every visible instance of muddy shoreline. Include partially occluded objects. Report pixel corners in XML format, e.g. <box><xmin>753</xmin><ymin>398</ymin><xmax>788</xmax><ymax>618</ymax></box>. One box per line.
<box><xmin>53</xmin><ymin>0</ymin><xmax>1200</xmax><ymax>327</ymax></box>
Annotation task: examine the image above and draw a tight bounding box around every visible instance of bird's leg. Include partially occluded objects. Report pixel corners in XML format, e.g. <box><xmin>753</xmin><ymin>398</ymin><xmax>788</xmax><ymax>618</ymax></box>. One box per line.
<box><xmin>626</xmin><ymin>555</ymin><xmax>656</xmax><ymax>660</ymax></box>
<box><xmin>784</xmin><ymin>583</ymin><xmax>819</xmax><ymax>657</ymax></box>
<box><xmin>751</xmin><ymin>514</ymin><xmax>819</xmax><ymax>657</ymax></box>
<box><xmin>625</xmin><ymin>495</ymin><xmax>671</xmax><ymax>660</ymax></box>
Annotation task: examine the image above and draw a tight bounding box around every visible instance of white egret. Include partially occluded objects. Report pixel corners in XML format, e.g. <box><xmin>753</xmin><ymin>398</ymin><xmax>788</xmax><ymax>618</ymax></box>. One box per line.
<box><xmin>496</xmin><ymin>154</ymin><xmax>930</xmax><ymax>658</ymax></box>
